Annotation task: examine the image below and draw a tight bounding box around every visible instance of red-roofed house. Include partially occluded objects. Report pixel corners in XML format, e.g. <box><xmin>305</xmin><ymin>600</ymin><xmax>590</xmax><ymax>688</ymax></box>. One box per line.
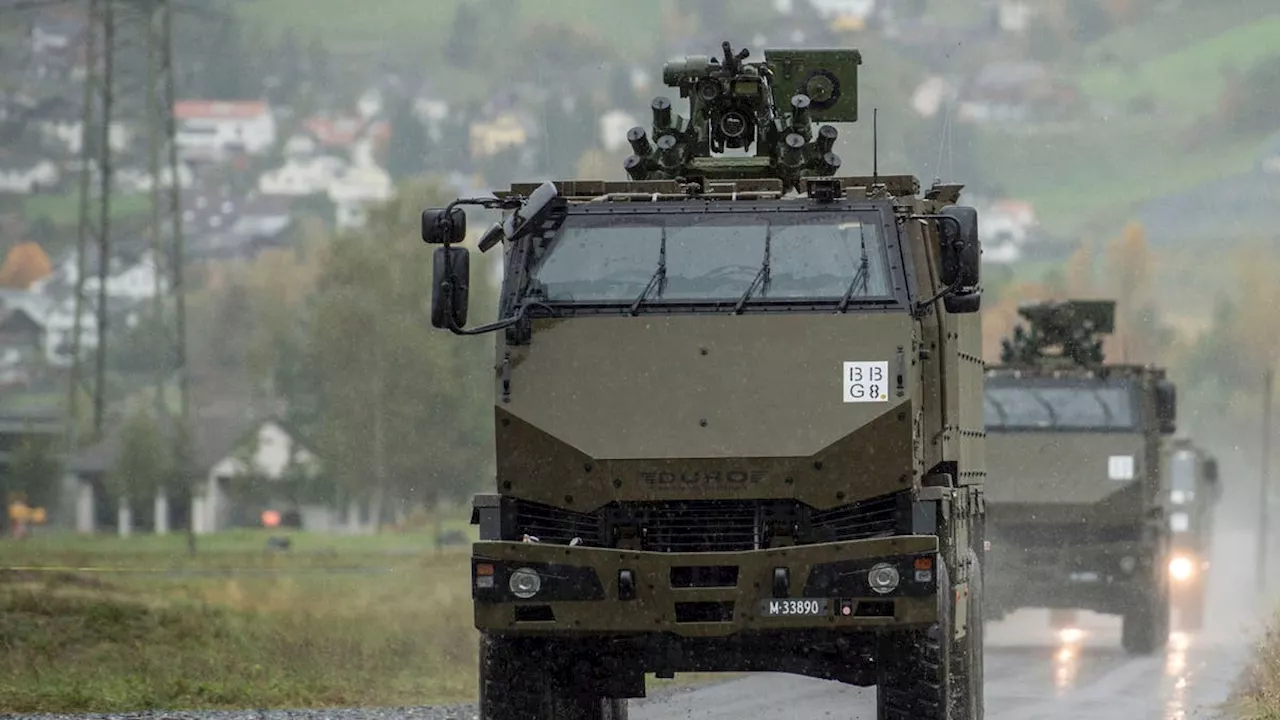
<box><xmin>174</xmin><ymin>100</ymin><xmax>277</xmax><ymax>161</ymax></box>
<box><xmin>303</xmin><ymin>115</ymin><xmax>391</xmax><ymax>153</ymax></box>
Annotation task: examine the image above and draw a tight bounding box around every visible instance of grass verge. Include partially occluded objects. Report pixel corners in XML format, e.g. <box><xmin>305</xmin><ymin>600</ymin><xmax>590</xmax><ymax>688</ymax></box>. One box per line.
<box><xmin>1230</xmin><ymin>612</ymin><xmax>1280</xmax><ymax>719</ymax></box>
<box><xmin>0</xmin><ymin>532</ymin><xmax>728</xmax><ymax>713</ymax></box>
<box><xmin>0</xmin><ymin>552</ymin><xmax>477</xmax><ymax>713</ymax></box>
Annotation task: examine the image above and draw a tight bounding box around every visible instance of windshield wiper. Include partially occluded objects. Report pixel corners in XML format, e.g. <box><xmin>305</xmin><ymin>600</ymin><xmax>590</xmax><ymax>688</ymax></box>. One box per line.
<box><xmin>629</xmin><ymin>228</ymin><xmax>666</xmax><ymax>315</ymax></box>
<box><xmin>733</xmin><ymin>225</ymin><xmax>771</xmax><ymax>314</ymax></box>
<box><xmin>836</xmin><ymin>223</ymin><xmax>870</xmax><ymax>314</ymax></box>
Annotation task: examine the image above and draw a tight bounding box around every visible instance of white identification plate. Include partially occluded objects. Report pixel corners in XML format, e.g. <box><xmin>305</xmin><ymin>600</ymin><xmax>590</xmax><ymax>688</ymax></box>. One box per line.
<box><xmin>843</xmin><ymin>361</ymin><xmax>890</xmax><ymax>403</ymax></box>
<box><xmin>1108</xmin><ymin>455</ymin><xmax>1135</xmax><ymax>481</ymax></box>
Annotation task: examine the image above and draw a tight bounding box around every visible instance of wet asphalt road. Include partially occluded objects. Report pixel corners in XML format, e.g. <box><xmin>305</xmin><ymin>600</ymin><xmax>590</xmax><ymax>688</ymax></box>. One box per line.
<box><xmin>630</xmin><ymin>526</ymin><xmax>1268</xmax><ymax>720</ymax></box>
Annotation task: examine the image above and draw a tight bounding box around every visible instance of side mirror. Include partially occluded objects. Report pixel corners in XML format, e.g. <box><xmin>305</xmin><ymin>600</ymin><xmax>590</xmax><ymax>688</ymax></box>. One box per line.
<box><xmin>477</xmin><ymin>222</ymin><xmax>505</xmax><ymax>253</ymax></box>
<box><xmin>938</xmin><ymin>205</ymin><xmax>981</xmax><ymax>286</ymax></box>
<box><xmin>1155</xmin><ymin>380</ymin><xmax>1177</xmax><ymax>435</ymax></box>
<box><xmin>502</xmin><ymin>181</ymin><xmax>560</xmax><ymax>242</ymax></box>
<box><xmin>422</xmin><ymin>207</ymin><xmax>466</xmax><ymax>245</ymax></box>
<box><xmin>944</xmin><ymin>291</ymin><xmax>982</xmax><ymax>314</ymax></box>
<box><xmin>431</xmin><ymin>246</ymin><xmax>470</xmax><ymax>329</ymax></box>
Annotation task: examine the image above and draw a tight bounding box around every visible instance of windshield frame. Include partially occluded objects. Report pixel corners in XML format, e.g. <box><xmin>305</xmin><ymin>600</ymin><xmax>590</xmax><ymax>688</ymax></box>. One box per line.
<box><xmin>984</xmin><ymin>376</ymin><xmax>1143</xmax><ymax>433</ymax></box>
<box><xmin>509</xmin><ymin>199</ymin><xmax>913</xmax><ymax>315</ymax></box>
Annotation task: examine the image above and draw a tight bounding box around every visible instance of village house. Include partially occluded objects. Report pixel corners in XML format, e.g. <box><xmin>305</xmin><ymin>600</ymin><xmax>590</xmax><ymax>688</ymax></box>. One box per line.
<box><xmin>174</xmin><ymin>100</ymin><xmax>277</xmax><ymax>162</ymax></box>
<box><xmin>328</xmin><ymin>163</ymin><xmax>394</xmax><ymax>231</ymax></box>
<box><xmin>67</xmin><ymin>413</ymin><xmax>357</xmax><ymax>536</ymax></box>
<box><xmin>469</xmin><ymin>113</ymin><xmax>529</xmax><ymax>159</ymax></box>
<box><xmin>258</xmin><ymin>154</ymin><xmax>347</xmax><ymax>196</ymax></box>
<box><xmin>35</xmin><ymin>96</ymin><xmax>133</xmax><ymax>155</ymax></box>
<box><xmin>0</xmin><ymin>152</ymin><xmax>59</xmax><ymax>194</ymax></box>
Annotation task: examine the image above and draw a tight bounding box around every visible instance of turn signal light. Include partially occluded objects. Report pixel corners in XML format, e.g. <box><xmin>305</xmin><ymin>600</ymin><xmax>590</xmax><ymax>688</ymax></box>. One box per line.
<box><xmin>914</xmin><ymin>557</ymin><xmax>933</xmax><ymax>571</ymax></box>
<box><xmin>475</xmin><ymin>563</ymin><xmax>495</xmax><ymax>576</ymax></box>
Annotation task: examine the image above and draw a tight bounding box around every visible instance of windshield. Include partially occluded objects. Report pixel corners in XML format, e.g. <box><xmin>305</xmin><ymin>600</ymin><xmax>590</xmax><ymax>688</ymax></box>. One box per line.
<box><xmin>1168</xmin><ymin>449</ymin><xmax>1198</xmax><ymax>492</ymax></box>
<box><xmin>525</xmin><ymin>212</ymin><xmax>893</xmax><ymax>305</ymax></box>
<box><xmin>984</xmin><ymin>380</ymin><xmax>1138</xmax><ymax>431</ymax></box>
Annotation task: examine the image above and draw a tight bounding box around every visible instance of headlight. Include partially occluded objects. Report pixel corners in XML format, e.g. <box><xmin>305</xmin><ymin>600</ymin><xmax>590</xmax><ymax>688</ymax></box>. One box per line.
<box><xmin>868</xmin><ymin>562</ymin><xmax>901</xmax><ymax>595</ymax></box>
<box><xmin>509</xmin><ymin>567</ymin><xmax>542</xmax><ymax>598</ymax></box>
<box><xmin>1119</xmin><ymin>555</ymin><xmax>1137</xmax><ymax>573</ymax></box>
<box><xmin>1171</xmin><ymin>512</ymin><xmax>1190</xmax><ymax>533</ymax></box>
<box><xmin>1169</xmin><ymin>556</ymin><xmax>1194</xmax><ymax>582</ymax></box>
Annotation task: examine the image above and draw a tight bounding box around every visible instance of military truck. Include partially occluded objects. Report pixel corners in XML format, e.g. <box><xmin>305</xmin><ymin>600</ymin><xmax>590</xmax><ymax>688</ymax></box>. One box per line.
<box><xmin>1164</xmin><ymin>438</ymin><xmax>1221</xmax><ymax>631</ymax></box>
<box><xmin>422</xmin><ymin>41</ymin><xmax>986</xmax><ymax>720</ymax></box>
<box><xmin>983</xmin><ymin>300</ymin><xmax>1178</xmax><ymax>655</ymax></box>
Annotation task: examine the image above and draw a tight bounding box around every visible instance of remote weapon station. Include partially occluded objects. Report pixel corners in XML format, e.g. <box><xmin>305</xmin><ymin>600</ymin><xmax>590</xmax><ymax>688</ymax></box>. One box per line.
<box><xmin>984</xmin><ymin>300</ymin><xmax>1179</xmax><ymax>653</ymax></box>
<box><xmin>423</xmin><ymin>42</ymin><xmax>986</xmax><ymax>720</ymax></box>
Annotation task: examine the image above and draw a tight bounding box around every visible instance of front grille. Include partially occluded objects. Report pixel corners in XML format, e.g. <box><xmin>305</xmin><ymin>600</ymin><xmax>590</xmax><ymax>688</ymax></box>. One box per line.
<box><xmin>510</xmin><ymin>492</ymin><xmax>906</xmax><ymax>552</ymax></box>
<box><xmin>995</xmin><ymin>522</ymin><xmax>1140</xmax><ymax>548</ymax></box>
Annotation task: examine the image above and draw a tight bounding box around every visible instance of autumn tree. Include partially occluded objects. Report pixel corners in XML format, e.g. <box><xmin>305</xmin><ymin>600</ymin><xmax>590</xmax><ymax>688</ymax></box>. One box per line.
<box><xmin>0</xmin><ymin>241</ymin><xmax>52</xmax><ymax>289</ymax></box>
<box><xmin>1105</xmin><ymin>221</ymin><xmax>1159</xmax><ymax>362</ymax></box>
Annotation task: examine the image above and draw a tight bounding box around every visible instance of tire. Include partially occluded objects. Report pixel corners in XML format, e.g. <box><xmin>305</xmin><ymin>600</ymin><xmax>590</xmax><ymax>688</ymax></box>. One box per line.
<box><xmin>1121</xmin><ymin>584</ymin><xmax>1170</xmax><ymax>655</ymax></box>
<box><xmin>479</xmin><ymin>635</ymin><xmax>628</xmax><ymax>720</ymax></box>
<box><xmin>877</xmin><ymin>557</ymin><xmax>979</xmax><ymax>720</ymax></box>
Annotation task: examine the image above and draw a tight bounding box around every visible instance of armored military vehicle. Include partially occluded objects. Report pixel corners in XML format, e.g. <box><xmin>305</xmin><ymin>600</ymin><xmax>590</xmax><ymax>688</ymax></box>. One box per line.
<box><xmin>1164</xmin><ymin>438</ymin><xmax>1221</xmax><ymax>631</ymax></box>
<box><xmin>422</xmin><ymin>41</ymin><xmax>986</xmax><ymax>720</ymax></box>
<box><xmin>984</xmin><ymin>300</ymin><xmax>1178</xmax><ymax>654</ymax></box>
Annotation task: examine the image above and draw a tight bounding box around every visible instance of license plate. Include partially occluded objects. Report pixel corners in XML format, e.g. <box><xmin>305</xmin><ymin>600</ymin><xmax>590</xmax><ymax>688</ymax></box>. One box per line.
<box><xmin>760</xmin><ymin>598</ymin><xmax>829</xmax><ymax>617</ymax></box>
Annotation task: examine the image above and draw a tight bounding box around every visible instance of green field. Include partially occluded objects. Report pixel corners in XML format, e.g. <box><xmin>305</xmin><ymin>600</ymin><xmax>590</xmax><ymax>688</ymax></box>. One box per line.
<box><xmin>1081</xmin><ymin>10</ymin><xmax>1280</xmax><ymax>118</ymax></box>
<box><xmin>0</xmin><ymin>528</ymin><xmax>719</xmax><ymax>713</ymax></box>
<box><xmin>0</xmin><ymin>537</ymin><xmax>476</xmax><ymax>713</ymax></box>
<box><xmin>23</xmin><ymin>192</ymin><xmax>151</xmax><ymax>230</ymax></box>
<box><xmin>236</xmin><ymin>0</ymin><xmax>669</xmax><ymax>60</ymax></box>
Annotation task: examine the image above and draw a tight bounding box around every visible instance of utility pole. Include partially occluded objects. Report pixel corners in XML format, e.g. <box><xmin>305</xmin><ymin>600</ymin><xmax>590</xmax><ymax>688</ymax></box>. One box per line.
<box><xmin>1261</xmin><ymin>365</ymin><xmax>1275</xmax><ymax>594</ymax></box>
<box><xmin>68</xmin><ymin>0</ymin><xmax>114</xmax><ymax>447</ymax></box>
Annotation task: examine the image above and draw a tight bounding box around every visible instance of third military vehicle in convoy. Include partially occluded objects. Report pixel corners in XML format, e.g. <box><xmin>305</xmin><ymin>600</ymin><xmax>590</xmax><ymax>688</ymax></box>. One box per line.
<box><xmin>423</xmin><ymin>41</ymin><xmax>986</xmax><ymax>719</ymax></box>
<box><xmin>1164</xmin><ymin>437</ymin><xmax>1221</xmax><ymax>631</ymax></box>
<box><xmin>983</xmin><ymin>300</ymin><xmax>1178</xmax><ymax>654</ymax></box>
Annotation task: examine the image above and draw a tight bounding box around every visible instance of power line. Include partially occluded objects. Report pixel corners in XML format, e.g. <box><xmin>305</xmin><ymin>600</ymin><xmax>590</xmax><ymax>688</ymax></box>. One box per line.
<box><xmin>48</xmin><ymin>0</ymin><xmax>206</xmax><ymax>550</ymax></box>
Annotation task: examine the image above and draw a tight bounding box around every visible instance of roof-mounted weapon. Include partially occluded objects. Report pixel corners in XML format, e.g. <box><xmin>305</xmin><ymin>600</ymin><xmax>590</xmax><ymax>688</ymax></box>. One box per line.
<box><xmin>999</xmin><ymin>300</ymin><xmax>1116</xmax><ymax>368</ymax></box>
<box><xmin>623</xmin><ymin>41</ymin><xmax>862</xmax><ymax>191</ymax></box>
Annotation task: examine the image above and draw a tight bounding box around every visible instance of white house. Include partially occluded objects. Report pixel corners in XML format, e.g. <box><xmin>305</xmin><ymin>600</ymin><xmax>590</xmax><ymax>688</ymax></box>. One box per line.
<box><xmin>195</xmin><ymin>419</ymin><xmax>336</xmax><ymax>534</ymax></box>
<box><xmin>357</xmin><ymin>87</ymin><xmax>384</xmax><ymax>120</ymax></box>
<box><xmin>258</xmin><ymin>155</ymin><xmax>348</xmax><ymax>196</ymax></box>
<box><xmin>114</xmin><ymin>163</ymin><xmax>195</xmax><ymax>194</ymax></box>
<box><xmin>38</xmin><ymin>119</ymin><xmax>133</xmax><ymax>155</ymax></box>
<box><xmin>0</xmin><ymin>158</ymin><xmax>59</xmax><ymax>194</ymax></box>
<box><xmin>81</xmin><ymin>249</ymin><xmax>166</xmax><ymax>303</ymax></box>
<box><xmin>174</xmin><ymin>100</ymin><xmax>277</xmax><ymax>160</ymax></box>
<box><xmin>328</xmin><ymin>163</ymin><xmax>394</xmax><ymax>231</ymax></box>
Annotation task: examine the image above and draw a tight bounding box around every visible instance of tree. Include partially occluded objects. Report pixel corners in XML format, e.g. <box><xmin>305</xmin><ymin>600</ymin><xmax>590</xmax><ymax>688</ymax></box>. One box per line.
<box><xmin>386</xmin><ymin>94</ymin><xmax>431</xmax><ymax>181</ymax></box>
<box><xmin>1105</xmin><ymin>221</ymin><xmax>1155</xmax><ymax>362</ymax></box>
<box><xmin>7</xmin><ymin>433</ymin><xmax>62</xmax><ymax>513</ymax></box>
<box><xmin>0</xmin><ymin>241</ymin><xmax>52</xmax><ymax>289</ymax></box>
<box><xmin>107</xmin><ymin>410</ymin><xmax>171</xmax><ymax>536</ymax></box>
<box><xmin>295</xmin><ymin>178</ymin><xmax>498</xmax><ymax>529</ymax></box>
<box><xmin>445</xmin><ymin>1</ymin><xmax>480</xmax><ymax>67</ymax></box>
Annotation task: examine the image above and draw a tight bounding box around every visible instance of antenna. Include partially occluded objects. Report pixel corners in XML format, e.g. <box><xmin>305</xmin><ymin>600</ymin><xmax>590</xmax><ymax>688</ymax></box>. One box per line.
<box><xmin>872</xmin><ymin>108</ymin><xmax>879</xmax><ymax>185</ymax></box>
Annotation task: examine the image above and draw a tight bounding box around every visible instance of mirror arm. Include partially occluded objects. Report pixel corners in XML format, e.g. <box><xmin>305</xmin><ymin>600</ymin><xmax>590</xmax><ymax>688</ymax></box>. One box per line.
<box><xmin>445</xmin><ymin>301</ymin><xmax>555</xmax><ymax>336</ymax></box>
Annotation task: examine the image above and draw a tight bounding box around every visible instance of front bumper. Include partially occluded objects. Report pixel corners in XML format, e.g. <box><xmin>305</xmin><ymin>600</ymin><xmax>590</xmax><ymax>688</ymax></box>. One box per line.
<box><xmin>986</xmin><ymin>540</ymin><xmax>1154</xmax><ymax>614</ymax></box>
<box><xmin>471</xmin><ymin>535</ymin><xmax>939</xmax><ymax>637</ymax></box>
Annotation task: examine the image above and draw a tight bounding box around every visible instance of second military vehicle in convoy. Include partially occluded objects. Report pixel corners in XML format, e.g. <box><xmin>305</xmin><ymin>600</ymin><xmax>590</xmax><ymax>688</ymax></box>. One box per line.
<box><xmin>423</xmin><ymin>41</ymin><xmax>986</xmax><ymax>719</ymax></box>
<box><xmin>1164</xmin><ymin>437</ymin><xmax>1221</xmax><ymax>631</ymax></box>
<box><xmin>983</xmin><ymin>300</ymin><xmax>1178</xmax><ymax>654</ymax></box>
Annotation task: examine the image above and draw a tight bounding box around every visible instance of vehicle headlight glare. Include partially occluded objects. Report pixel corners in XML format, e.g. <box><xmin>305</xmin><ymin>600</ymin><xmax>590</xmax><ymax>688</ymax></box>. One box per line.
<box><xmin>509</xmin><ymin>567</ymin><xmax>542</xmax><ymax>598</ymax></box>
<box><xmin>868</xmin><ymin>562</ymin><xmax>901</xmax><ymax>595</ymax></box>
<box><xmin>1169</xmin><ymin>556</ymin><xmax>1194</xmax><ymax>582</ymax></box>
